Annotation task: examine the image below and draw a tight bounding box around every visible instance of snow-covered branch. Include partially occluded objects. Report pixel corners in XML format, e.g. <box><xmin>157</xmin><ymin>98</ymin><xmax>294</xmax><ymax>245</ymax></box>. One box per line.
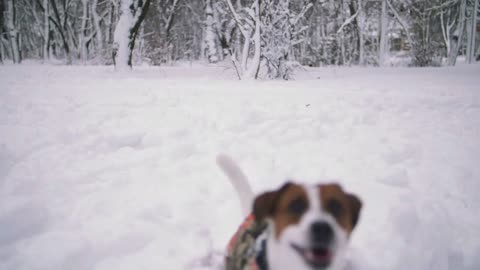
<box><xmin>224</xmin><ymin>0</ymin><xmax>248</xmax><ymax>37</ymax></box>
<box><xmin>336</xmin><ymin>8</ymin><xmax>360</xmax><ymax>35</ymax></box>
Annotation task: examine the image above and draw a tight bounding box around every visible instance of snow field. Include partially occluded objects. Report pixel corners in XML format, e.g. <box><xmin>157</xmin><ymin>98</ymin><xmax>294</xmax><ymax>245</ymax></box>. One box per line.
<box><xmin>0</xmin><ymin>64</ymin><xmax>480</xmax><ymax>270</ymax></box>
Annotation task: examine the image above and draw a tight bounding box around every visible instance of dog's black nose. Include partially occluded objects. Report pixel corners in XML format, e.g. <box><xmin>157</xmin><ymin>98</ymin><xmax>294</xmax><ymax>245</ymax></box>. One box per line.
<box><xmin>310</xmin><ymin>221</ymin><xmax>334</xmax><ymax>244</ymax></box>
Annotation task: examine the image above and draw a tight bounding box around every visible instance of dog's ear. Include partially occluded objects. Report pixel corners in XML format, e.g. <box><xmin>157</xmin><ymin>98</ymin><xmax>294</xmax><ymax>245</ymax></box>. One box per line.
<box><xmin>346</xmin><ymin>193</ymin><xmax>362</xmax><ymax>228</ymax></box>
<box><xmin>253</xmin><ymin>182</ymin><xmax>292</xmax><ymax>221</ymax></box>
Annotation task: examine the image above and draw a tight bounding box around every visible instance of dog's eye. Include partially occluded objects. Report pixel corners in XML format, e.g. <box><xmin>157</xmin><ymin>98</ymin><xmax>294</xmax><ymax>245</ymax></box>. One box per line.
<box><xmin>288</xmin><ymin>198</ymin><xmax>308</xmax><ymax>215</ymax></box>
<box><xmin>326</xmin><ymin>199</ymin><xmax>344</xmax><ymax>218</ymax></box>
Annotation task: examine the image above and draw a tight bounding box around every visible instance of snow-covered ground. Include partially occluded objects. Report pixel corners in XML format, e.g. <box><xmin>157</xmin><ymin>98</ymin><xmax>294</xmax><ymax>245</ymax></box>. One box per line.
<box><xmin>1</xmin><ymin>63</ymin><xmax>479</xmax><ymax>270</ymax></box>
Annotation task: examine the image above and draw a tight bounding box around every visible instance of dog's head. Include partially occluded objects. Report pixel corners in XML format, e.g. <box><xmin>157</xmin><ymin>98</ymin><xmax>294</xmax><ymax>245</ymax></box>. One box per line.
<box><xmin>253</xmin><ymin>182</ymin><xmax>361</xmax><ymax>270</ymax></box>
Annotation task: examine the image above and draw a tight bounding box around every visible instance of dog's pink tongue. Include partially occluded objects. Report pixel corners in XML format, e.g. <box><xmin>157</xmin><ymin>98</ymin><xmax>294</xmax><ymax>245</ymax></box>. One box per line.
<box><xmin>306</xmin><ymin>249</ymin><xmax>330</xmax><ymax>262</ymax></box>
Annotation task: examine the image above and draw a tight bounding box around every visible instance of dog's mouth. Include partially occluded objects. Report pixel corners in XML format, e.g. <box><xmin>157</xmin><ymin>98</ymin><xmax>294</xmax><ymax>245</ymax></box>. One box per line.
<box><xmin>291</xmin><ymin>243</ymin><xmax>332</xmax><ymax>268</ymax></box>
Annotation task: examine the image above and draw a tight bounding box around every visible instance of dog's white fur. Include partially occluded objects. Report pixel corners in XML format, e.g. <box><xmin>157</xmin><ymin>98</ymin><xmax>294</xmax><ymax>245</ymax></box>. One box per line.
<box><xmin>217</xmin><ymin>154</ymin><xmax>349</xmax><ymax>270</ymax></box>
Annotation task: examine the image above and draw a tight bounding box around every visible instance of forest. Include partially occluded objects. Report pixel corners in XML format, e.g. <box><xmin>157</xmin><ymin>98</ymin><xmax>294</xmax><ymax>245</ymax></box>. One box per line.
<box><xmin>1</xmin><ymin>1</ymin><xmax>480</xmax><ymax>269</ymax></box>
<box><xmin>1</xmin><ymin>0</ymin><xmax>479</xmax><ymax>79</ymax></box>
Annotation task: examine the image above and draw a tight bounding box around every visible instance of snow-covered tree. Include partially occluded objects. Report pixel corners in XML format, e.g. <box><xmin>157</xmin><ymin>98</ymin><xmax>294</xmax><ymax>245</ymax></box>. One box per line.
<box><xmin>378</xmin><ymin>0</ymin><xmax>389</xmax><ymax>66</ymax></box>
<box><xmin>261</xmin><ymin>0</ymin><xmax>312</xmax><ymax>79</ymax></box>
<box><xmin>335</xmin><ymin>0</ymin><xmax>368</xmax><ymax>65</ymax></box>
<box><xmin>225</xmin><ymin>0</ymin><xmax>261</xmax><ymax>79</ymax></box>
<box><xmin>407</xmin><ymin>1</ymin><xmax>443</xmax><ymax>66</ymax></box>
<box><xmin>296</xmin><ymin>0</ymin><xmax>377</xmax><ymax>66</ymax></box>
<box><xmin>113</xmin><ymin>0</ymin><xmax>152</xmax><ymax>69</ymax></box>
<box><xmin>142</xmin><ymin>0</ymin><xmax>183</xmax><ymax>65</ymax></box>
<box><xmin>204</xmin><ymin>0</ymin><xmax>219</xmax><ymax>63</ymax></box>
<box><xmin>447</xmin><ymin>0</ymin><xmax>467</xmax><ymax>65</ymax></box>
<box><xmin>356</xmin><ymin>0</ymin><xmax>366</xmax><ymax>65</ymax></box>
<box><xmin>221</xmin><ymin>0</ymin><xmax>312</xmax><ymax>79</ymax></box>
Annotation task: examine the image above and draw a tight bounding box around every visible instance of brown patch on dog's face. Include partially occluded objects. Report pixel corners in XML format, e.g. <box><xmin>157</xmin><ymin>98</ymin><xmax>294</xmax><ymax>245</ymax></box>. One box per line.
<box><xmin>253</xmin><ymin>182</ymin><xmax>362</xmax><ymax>240</ymax></box>
<box><xmin>319</xmin><ymin>184</ymin><xmax>362</xmax><ymax>235</ymax></box>
<box><xmin>253</xmin><ymin>182</ymin><xmax>309</xmax><ymax>239</ymax></box>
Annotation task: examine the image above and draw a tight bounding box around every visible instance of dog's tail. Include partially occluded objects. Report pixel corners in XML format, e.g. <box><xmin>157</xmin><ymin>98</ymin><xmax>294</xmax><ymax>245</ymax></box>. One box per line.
<box><xmin>216</xmin><ymin>154</ymin><xmax>254</xmax><ymax>217</ymax></box>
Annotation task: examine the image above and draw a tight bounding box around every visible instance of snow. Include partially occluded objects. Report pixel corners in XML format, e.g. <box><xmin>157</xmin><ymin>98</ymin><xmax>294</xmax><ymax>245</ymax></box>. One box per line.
<box><xmin>1</xmin><ymin>63</ymin><xmax>480</xmax><ymax>270</ymax></box>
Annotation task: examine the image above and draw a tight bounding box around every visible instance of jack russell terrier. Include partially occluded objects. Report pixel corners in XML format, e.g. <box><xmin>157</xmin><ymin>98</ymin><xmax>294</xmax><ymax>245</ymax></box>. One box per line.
<box><xmin>216</xmin><ymin>154</ymin><xmax>362</xmax><ymax>270</ymax></box>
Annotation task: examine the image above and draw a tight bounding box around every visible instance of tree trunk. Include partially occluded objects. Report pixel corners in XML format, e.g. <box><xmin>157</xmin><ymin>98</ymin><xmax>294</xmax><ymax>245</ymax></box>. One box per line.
<box><xmin>43</xmin><ymin>0</ymin><xmax>50</xmax><ymax>62</ymax></box>
<box><xmin>356</xmin><ymin>0</ymin><xmax>365</xmax><ymax>65</ymax></box>
<box><xmin>225</xmin><ymin>0</ymin><xmax>261</xmax><ymax>80</ymax></box>
<box><xmin>114</xmin><ymin>0</ymin><xmax>135</xmax><ymax>69</ymax></box>
<box><xmin>4</xmin><ymin>0</ymin><xmax>21</xmax><ymax>63</ymax></box>
<box><xmin>234</xmin><ymin>0</ymin><xmax>242</xmax><ymax>61</ymax></box>
<box><xmin>79</xmin><ymin>0</ymin><xmax>89</xmax><ymax>63</ymax></box>
<box><xmin>204</xmin><ymin>0</ymin><xmax>219</xmax><ymax>63</ymax></box>
<box><xmin>114</xmin><ymin>0</ymin><xmax>152</xmax><ymax>69</ymax></box>
<box><xmin>91</xmin><ymin>0</ymin><xmax>104</xmax><ymax>55</ymax></box>
<box><xmin>466</xmin><ymin>0</ymin><xmax>478</xmax><ymax>63</ymax></box>
<box><xmin>240</xmin><ymin>31</ymin><xmax>251</xmax><ymax>71</ymax></box>
<box><xmin>49</xmin><ymin>0</ymin><xmax>72</xmax><ymax>64</ymax></box>
<box><xmin>244</xmin><ymin>0</ymin><xmax>261</xmax><ymax>79</ymax></box>
<box><xmin>105</xmin><ymin>2</ymin><xmax>115</xmax><ymax>45</ymax></box>
<box><xmin>448</xmin><ymin>0</ymin><xmax>467</xmax><ymax>66</ymax></box>
<box><xmin>440</xmin><ymin>7</ymin><xmax>453</xmax><ymax>58</ymax></box>
<box><xmin>477</xmin><ymin>41</ymin><xmax>480</xmax><ymax>60</ymax></box>
<box><xmin>0</xmin><ymin>39</ymin><xmax>5</xmax><ymax>63</ymax></box>
<box><xmin>127</xmin><ymin>0</ymin><xmax>152</xmax><ymax>66</ymax></box>
<box><xmin>378</xmin><ymin>0</ymin><xmax>389</xmax><ymax>66</ymax></box>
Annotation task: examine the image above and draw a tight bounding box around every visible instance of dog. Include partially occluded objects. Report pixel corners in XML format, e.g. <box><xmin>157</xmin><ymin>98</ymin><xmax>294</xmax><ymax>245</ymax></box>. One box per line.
<box><xmin>216</xmin><ymin>154</ymin><xmax>362</xmax><ymax>270</ymax></box>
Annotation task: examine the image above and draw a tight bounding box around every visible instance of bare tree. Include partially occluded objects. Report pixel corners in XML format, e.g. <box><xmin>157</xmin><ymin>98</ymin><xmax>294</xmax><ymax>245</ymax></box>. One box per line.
<box><xmin>47</xmin><ymin>0</ymin><xmax>73</xmax><ymax>64</ymax></box>
<box><xmin>43</xmin><ymin>0</ymin><xmax>49</xmax><ymax>62</ymax></box>
<box><xmin>79</xmin><ymin>0</ymin><xmax>89</xmax><ymax>63</ymax></box>
<box><xmin>4</xmin><ymin>0</ymin><xmax>21</xmax><ymax>63</ymax></box>
<box><xmin>91</xmin><ymin>0</ymin><xmax>104</xmax><ymax>55</ymax></box>
<box><xmin>466</xmin><ymin>0</ymin><xmax>478</xmax><ymax>63</ymax></box>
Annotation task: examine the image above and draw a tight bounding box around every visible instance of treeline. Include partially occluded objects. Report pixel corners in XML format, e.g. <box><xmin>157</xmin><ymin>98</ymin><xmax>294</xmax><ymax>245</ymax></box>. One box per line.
<box><xmin>0</xmin><ymin>0</ymin><xmax>478</xmax><ymax>75</ymax></box>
